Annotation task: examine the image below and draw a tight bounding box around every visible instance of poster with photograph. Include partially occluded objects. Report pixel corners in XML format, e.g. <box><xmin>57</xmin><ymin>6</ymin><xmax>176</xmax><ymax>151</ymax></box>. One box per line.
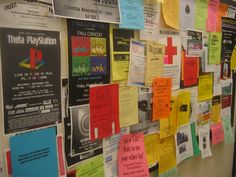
<box><xmin>69</xmin><ymin>105</ymin><xmax>102</xmax><ymax>158</ymax></box>
<box><xmin>53</xmin><ymin>0</ymin><xmax>120</xmax><ymax>24</ymax></box>
<box><xmin>0</xmin><ymin>28</ymin><xmax>61</xmax><ymax>134</ymax></box>
<box><xmin>186</xmin><ymin>29</ymin><xmax>203</xmax><ymax>56</ymax></box>
<box><xmin>130</xmin><ymin>88</ymin><xmax>158</xmax><ymax>135</ymax></box>
<box><xmin>63</xmin><ymin>114</ymin><xmax>102</xmax><ymax>168</ymax></box>
<box><xmin>175</xmin><ymin>124</ymin><xmax>193</xmax><ymax>164</ymax></box>
<box><xmin>221</xmin><ymin>17</ymin><xmax>236</xmax><ymax>77</ymax></box>
<box><xmin>68</xmin><ymin>19</ymin><xmax>110</xmax><ymax>106</ymax></box>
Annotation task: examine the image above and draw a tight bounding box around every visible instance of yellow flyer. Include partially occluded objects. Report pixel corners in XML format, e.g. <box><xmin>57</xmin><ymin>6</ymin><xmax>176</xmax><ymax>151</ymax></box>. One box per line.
<box><xmin>144</xmin><ymin>133</ymin><xmax>160</xmax><ymax>166</ymax></box>
<box><xmin>159</xmin><ymin>136</ymin><xmax>177</xmax><ymax>174</ymax></box>
<box><xmin>198</xmin><ymin>74</ymin><xmax>213</xmax><ymax>101</ymax></box>
<box><xmin>177</xmin><ymin>91</ymin><xmax>191</xmax><ymax>127</ymax></box>
<box><xmin>145</xmin><ymin>41</ymin><xmax>165</xmax><ymax>87</ymax></box>
<box><xmin>211</xmin><ymin>95</ymin><xmax>221</xmax><ymax>123</ymax></box>
<box><xmin>160</xmin><ymin>95</ymin><xmax>178</xmax><ymax>139</ymax></box>
<box><xmin>110</xmin><ymin>25</ymin><xmax>136</xmax><ymax>81</ymax></box>
<box><xmin>162</xmin><ymin>0</ymin><xmax>179</xmax><ymax>30</ymax></box>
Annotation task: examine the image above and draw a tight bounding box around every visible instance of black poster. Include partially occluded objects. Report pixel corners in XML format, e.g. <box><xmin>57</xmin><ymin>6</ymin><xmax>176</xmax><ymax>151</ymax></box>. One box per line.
<box><xmin>221</xmin><ymin>17</ymin><xmax>236</xmax><ymax>79</ymax></box>
<box><xmin>67</xmin><ymin>20</ymin><xmax>110</xmax><ymax>106</ymax></box>
<box><xmin>63</xmin><ymin>116</ymin><xmax>102</xmax><ymax>168</ymax></box>
<box><xmin>0</xmin><ymin>28</ymin><xmax>61</xmax><ymax>134</ymax></box>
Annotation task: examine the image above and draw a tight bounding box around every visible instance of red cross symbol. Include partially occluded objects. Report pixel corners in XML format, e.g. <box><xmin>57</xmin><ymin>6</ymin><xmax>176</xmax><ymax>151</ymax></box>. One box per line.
<box><xmin>165</xmin><ymin>37</ymin><xmax>177</xmax><ymax>64</ymax></box>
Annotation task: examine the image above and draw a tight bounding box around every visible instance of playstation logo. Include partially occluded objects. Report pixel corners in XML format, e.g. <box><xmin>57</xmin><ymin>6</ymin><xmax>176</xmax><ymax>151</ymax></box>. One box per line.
<box><xmin>19</xmin><ymin>48</ymin><xmax>45</xmax><ymax>70</ymax></box>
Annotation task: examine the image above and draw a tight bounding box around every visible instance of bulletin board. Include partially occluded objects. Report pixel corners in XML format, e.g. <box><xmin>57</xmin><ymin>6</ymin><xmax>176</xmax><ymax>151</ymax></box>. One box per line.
<box><xmin>0</xmin><ymin>0</ymin><xmax>235</xmax><ymax>177</ymax></box>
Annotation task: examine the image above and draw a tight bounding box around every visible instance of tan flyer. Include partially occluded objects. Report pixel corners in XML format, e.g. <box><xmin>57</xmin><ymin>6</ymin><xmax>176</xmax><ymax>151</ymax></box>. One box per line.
<box><xmin>145</xmin><ymin>41</ymin><xmax>165</xmax><ymax>86</ymax></box>
<box><xmin>119</xmin><ymin>83</ymin><xmax>139</xmax><ymax>127</ymax></box>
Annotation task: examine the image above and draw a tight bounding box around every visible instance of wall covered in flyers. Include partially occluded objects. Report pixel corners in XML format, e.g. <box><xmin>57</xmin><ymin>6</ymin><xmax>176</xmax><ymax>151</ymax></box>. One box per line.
<box><xmin>0</xmin><ymin>1</ymin><xmax>235</xmax><ymax>177</ymax></box>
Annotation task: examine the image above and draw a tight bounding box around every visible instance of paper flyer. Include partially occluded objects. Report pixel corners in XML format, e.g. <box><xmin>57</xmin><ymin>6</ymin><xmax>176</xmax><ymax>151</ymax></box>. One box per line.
<box><xmin>221</xmin><ymin>17</ymin><xmax>236</xmax><ymax>76</ymax></box>
<box><xmin>198</xmin><ymin>74</ymin><xmax>213</xmax><ymax>101</ymax></box>
<box><xmin>195</xmin><ymin>0</ymin><xmax>208</xmax><ymax>31</ymax></box>
<box><xmin>208</xmin><ymin>32</ymin><xmax>222</xmax><ymax>64</ymax></box>
<box><xmin>213</xmin><ymin>64</ymin><xmax>222</xmax><ymax>96</ymax></box>
<box><xmin>162</xmin><ymin>0</ymin><xmax>179</xmax><ymax>30</ymax></box>
<box><xmin>103</xmin><ymin>128</ymin><xmax>129</xmax><ymax>177</ymax></box>
<box><xmin>211</xmin><ymin>122</ymin><xmax>224</xmax><ymax>145</ymax></box>
<box><xmin>180</xmin><ymin>0</ymin><xmax>196</xmax><ymax>31</ymax></box>
<box><xmin>89</xmin><ymin>84</ymin><xmax>120</xmax><ymax>141</ymax></box>
<box><xmin>130</xmin><ymin>88</ymin><xmax>159</xmax><ymax>135</ymax></box>
<box><xmin>188</xmin><ymin>87</ymin><xmax>198</xmax><ymax>123</ymax></box>
<box><xmin>128</xmin><ymin>39</ymin><xmax>146</xmax><ymax>86</ymax></box>
<box><xmin>197</xmin><ymin>100</ymin><xmax>212</xmax><ymax>126</ymax></box>
<box><xmin>159</xmin><ymin>136</ymin><xmax>177</xmax><ymax>174</ymax></box>
<box><xmin>145</xmin><ymin>41</ymin><xmax>165</xmax><ymax>87</ymax></box>
<box><xmin>198</xmin><ymin>124</ymin><xmax>212</xmax><ymax>158</ymax></box>
<box><xmin>118</xmin><ymin>133</ymin><xmax>149</xmax><ymax>177</ymax></box>
<box><xmin>181</xmin><ymin>51</ymin><xmax>199</xmax><ymax>87</ymax></box>
<box><xmin>53</xmin><ymin>0</ymin><xmax>120</xmax><ymax>24</ymax></box>
<box><xmin>0</xmin><ymin>28</ymin><xmax>61</xmax><ymax>134</ymax></box>
<box><xmin>211</xmin><ymin>95</ymin><xmax>221</xmax><ymax>123</ymax></box>
<box><xmin>69</xmin><ymin>105</ymin><xmax>103</xmax><ymax>158</ymax></box>
<box><xmin>76</xmin><ymin>155</ymin><xmax>105</xmax><ymax>177</ymax></box>
<box><xmin>222</xmin><ymin>117</ymin><xmax>235</xmax><ymax>145</ymax></box>
<box><xmin>175</xmin><ymin>124</ymin><xmax>194</xmax><ymax>164</ymax></box>
<box><xmin>110</xmin><ymin>26</ymin><xmax>135</xmax><ymax>81</ymax></box>
<box><xmin>140</xmin><ymin>0</ymin><xmax>160</xmax><ymax>41</ymax></box>
<box><xmin>160</xmin><ymin>95</ymin><xmax>178</xmax><ymax>139</ymax></box>
<box><xmin>153</xmin><ymin>77</ymin><xmax>172</xmax><ymax>120</ymax></box>
<box><xmin>119</xmin><ymin>0</ymin><xmax>145</xmax><ymax>29</ymax></box>
<box><xmin>177</xmin><ymin>91</ymin><xmax>191</xmax><ymax>127</ymax></box>
<box><xmin>190</xmin><ymin>123</ymin><xmax>200</xmax><ymax>156</ymax></box>
<box><xmin>67</xmin><ymin>19</ymin><xmax>110</xmax><ymax>106</ymax></box>
<box><xmin>159</xmin><ymin>29</ymin><xmax>181</xmax><ymax>90</ymax></box>
<box><xmin>186</xmin><ymin>29</ymin><xmax>203</xmax><ymax>57</ymax></box>
<box><xmin>63</xmin><ymin>116</ymin><xmax>102</xmax><ymax>168</ymax></box>
<box><xmin>10</xmin><ymin>127</ymin><xmax>58</xmax><ymax>177</ymax></box>
<box><xmin>119</xmin><ymin>84</ymin><xmax>139</xmax><ymax>128</ymax></box>
<box><xmin>144</xmin><ymin>133</ymin><xmax>160</xmax><ymax>167</ymax></box>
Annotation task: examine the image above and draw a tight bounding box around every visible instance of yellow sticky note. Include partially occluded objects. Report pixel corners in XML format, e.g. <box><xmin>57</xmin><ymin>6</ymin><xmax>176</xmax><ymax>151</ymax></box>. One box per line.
<box><xmin>144</xmin><ymin>133</ymin><xmax>160</xmax><ymax>166</ymax></box>
<box><xmin>162</xmin><ymin>0</ymin><xmax>179</xmax><ymax>30</ymax></box>
<box><xmin>159</xmin><ymin>136</ymin><xmax>176</xmax><ymax>174</ymax></box>
<box><xmin>198</xmin><ymin>74</ymin><xmax>213</xmax><ymax>101</ymax></box>
<box><xmin>119</xmin><ymin>83</ymin><xmax>139</xmax><ymax>127</ymax></box>
<box><xmin>177</xmin><ymin>91</ymin><xmax>191</xmax><ymax>127</ymax></box>
<box><xmin>231</xmin><ymin>45</ymin><xmax>236</xmax><ymax>70</ymax></box>
<box><xmin>160</xmin><ymin>95</ymin><xmax>178</xmax><ymax>139</ymax></box>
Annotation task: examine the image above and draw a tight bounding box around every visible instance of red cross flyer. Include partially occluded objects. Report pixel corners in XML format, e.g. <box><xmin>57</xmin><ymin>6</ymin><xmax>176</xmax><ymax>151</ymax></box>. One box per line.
<box><xmin>159</xmin><ymin>29</ymin><xmax>181</xmax><ymax>90</ymax></box>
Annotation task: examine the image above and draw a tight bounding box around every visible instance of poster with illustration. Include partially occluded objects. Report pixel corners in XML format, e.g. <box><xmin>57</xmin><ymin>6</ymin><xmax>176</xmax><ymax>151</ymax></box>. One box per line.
<box><xmin>0</xmin><ymin>28</ymin><xmax>61</xmax><ymax>134</ymax></box>
<box><xmin>68</xmin><ymin>19</ymin><xmax>110</xmax><ymax>106</ymax></box>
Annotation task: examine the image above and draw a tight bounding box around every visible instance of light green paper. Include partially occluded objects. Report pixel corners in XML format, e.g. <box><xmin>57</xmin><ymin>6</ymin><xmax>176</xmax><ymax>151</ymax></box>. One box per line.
<box><xmin>76</xmin><ymin>155</ymin><xmax>105</xmax><ymax>177</ymax></box>
<box><xmin>159</xmin><ymin>167</ymin><xmax>177</xmax><ymax>177</ymax></box>
<box><xmin>208</xmin><ymin>33</ymin><xmax>222</xmax><ymax>64</ymax></box>
<box><xmin>222</xmin><ymin>118</ymin><xmax>234</xmax><ymax>145</ymax></box>
<box><xmin>191</xmin><ymin>123</ymin><xmax>201</xmax><ymax>156</ymax></box>
<box><xmin>195</xmin><ymin>0</ymin><xmax>208</xmax><ymax>30</ymax></box>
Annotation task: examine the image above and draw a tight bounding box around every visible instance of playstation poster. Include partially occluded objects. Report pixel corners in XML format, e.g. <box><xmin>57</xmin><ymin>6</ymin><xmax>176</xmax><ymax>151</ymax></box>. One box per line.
<box><xmin>0</xmin><ymin>28</ymin><xmax>61</xmax><ymax>134</ymax></box>
<box><xmin>67</xmin><ymin>19</ymin><xmax>110</xmax><ymax>106</ymax></box>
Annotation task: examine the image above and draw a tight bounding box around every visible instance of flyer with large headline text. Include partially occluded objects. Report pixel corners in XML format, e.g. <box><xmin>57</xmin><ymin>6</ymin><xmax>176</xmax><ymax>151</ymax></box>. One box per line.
<box><xmin>0</xmin><ymin>28</ymin><xmax>61</xmax><ymax>134</ymax></box>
